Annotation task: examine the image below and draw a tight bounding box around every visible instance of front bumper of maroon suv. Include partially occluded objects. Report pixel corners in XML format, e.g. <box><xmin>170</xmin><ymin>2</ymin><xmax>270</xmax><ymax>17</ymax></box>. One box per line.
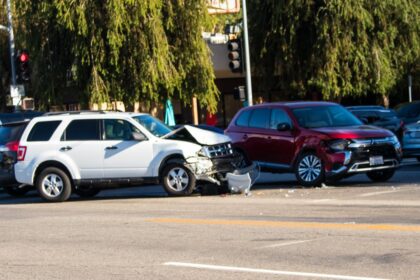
<box><xmin>325</xmin><ymin>136</ymin><xmax>402</xmax><ymax>179</ymax></box>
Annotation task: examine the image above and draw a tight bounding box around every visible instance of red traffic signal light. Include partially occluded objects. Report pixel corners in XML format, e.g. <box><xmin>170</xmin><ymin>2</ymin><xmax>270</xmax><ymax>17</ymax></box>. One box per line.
<box><xmin>16</xmin><ymin>50</ymin><xmax>30</xmax><ymax>83</ymax></box>
<box><xmin>19</xmin><ymin>52</ymin><xmax>29</xmax><ymax>63</ymax></box>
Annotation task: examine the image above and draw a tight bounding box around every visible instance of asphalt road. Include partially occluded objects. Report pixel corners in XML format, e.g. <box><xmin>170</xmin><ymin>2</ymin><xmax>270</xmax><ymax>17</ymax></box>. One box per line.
<box><xmin>1</xmin><ymin>160</ymin><xmax>420</xmax><ymax>280</ymax></box>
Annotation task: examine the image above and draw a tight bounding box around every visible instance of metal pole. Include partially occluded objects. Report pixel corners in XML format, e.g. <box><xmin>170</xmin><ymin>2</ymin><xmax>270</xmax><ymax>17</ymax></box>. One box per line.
<box><xmin>6</xmin><ymin>0</ymin><xmax>16</xmax><ymax>86</ymax></box>
<box><xmin>241</xmin><ymin>0</ymin><xmax>253</xmax><ymax>106</ymax></box>
<box><xmin>408</xmin><ymin>75</ymin><xmax>412</xmax><ymax>103</ymax></box>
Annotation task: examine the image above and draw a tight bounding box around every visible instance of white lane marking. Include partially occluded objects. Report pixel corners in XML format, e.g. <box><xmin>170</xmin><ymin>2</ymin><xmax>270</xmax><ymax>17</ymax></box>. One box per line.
<box><xmin>359</xmin><ymin>190</ymin><xmax>400</xmax><ymax>197</ymax></box>
<box><xmin>259</xmin><ymin>239</ymin><xmax>318</xmax><ymax>249</ymax></box>
<box><xmin>164</xmin><ymin>262</ymin><xmax>391</xmax><ymax>280</ymax></box>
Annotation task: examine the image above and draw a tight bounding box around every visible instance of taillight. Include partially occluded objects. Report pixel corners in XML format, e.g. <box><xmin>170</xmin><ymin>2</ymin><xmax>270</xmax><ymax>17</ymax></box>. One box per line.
<box><xmin>17</xmin><ymin>146</ymin><xmax>27</xmax><ymax>161</ymax></box>
<box><xmin>5</xmin><ymin>140</ymin><xmax>19</xmax><ymax>152</ymax></box>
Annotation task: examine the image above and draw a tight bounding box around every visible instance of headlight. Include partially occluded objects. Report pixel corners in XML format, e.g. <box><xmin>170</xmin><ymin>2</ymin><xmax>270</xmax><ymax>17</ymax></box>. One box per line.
<box><xmin>385</xmin><ymin>135</ymin><xmax>399</xmax><ymax>144</ymax></box>
<box><xmin>328</xmin><ymin>139</ymin><xmax>351</xmax><ymax>152</ymax></box>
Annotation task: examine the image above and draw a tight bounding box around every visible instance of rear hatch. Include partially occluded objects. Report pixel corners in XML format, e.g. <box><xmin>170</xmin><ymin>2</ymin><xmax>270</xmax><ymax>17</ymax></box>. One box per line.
<box><xmin>0</xmin><ymin>121</ymin><xmax>29</xmax><ymax>186</ymax></box>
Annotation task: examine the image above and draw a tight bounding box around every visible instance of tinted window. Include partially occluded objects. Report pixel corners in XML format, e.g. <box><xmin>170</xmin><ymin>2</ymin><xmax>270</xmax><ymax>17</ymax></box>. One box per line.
<box><xmin>63</xmin><ymin>119</ymin><xmax>100</xmax><ymax>141</ymax></box>
<box><xmin>293</xmin><ymin>105</ymin><xmax>362</xmax><ymax>128</ymax></box>
<box><xmin>270</xmin><ymin>109</ymin><xmax>291</xmax><ymax>129</ymax></box>
<box><xmin>27</xmin><ymin>121</ymin><xmax>61</xmax><ymax>142</ymax></box>
<box><xmin>235</xmin><ymin>110</ymin><xmax>251</xmax><ymax>127</ymax></box>
<box><xmin>104</xmin><ymin>119</ymin><xmax>142</xmax><ymax>140</ymax></box>
<box><xmin>249</xmin><ymin>109</ymin><xmax>270</xmax><ymax>129</ymax></box>
<box><xmin>395</xmin><ymin>103</ymin><xmax>420</xmax><ymax>118</ymax></box>
<box><xmin>0</xmin><ymin>123</ymin><xmax>28</xmax><ymax>144</ymax></box>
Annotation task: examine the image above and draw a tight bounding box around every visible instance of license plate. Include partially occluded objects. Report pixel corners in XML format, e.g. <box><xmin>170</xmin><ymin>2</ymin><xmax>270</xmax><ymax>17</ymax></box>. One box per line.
<box><xmin>369</xmin><ymin>156</ymin><xmax>384</xmax><ymax>166</ymax></box>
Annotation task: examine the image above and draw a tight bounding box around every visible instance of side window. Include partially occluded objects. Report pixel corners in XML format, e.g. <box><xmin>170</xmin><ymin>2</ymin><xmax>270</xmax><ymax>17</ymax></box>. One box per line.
<box><xmin>27</xmin><ymin>121</ymin><xmax>61</xmax><ymax>142</ymax></box>
<box><xmin>235</xmin><ymin>110</ymin><xmax>251</xmax><ymax>127</ymax></box>
<box><xmin>270</xmin><ymin>109</ymin><xmax>291</xmax><ymax>129</ymax></box>
<box><xmin>249</xmin><ymin>109</ymin><xmax>270</xmax><ymax>129</ymax></box>
<box><xmin>104</xmin><ymin>119</ymin><xmax>142</xmax><ymax>140</ymax></box>
<box><xmin>62</xmin><ymin>119</ymin><xmax>100</xmax><ymax>141</ymax></box>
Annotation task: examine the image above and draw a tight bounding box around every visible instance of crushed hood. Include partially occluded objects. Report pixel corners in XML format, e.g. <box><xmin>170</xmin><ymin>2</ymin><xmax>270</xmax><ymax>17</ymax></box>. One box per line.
<box><xmin>162</xmin><ymin>125</ymin><xmax>231</xmax><ymax>145</ymax></box>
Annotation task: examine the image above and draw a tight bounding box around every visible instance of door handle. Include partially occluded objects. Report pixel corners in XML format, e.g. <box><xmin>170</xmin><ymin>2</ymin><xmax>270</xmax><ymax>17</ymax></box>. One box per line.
<box><xmin>242</xmin><ymin>134</ymin><xmax>248</xmax><ymax>140</ymax></box>
<box><xmin>106</xmin><ymin>146</ymin><xmax>118</xmax><ymax>150</ymax></box>
<box><xmin>60</xmin><ymin>146</ymin><xmax>72</xmax><ymax>151</ymax></box>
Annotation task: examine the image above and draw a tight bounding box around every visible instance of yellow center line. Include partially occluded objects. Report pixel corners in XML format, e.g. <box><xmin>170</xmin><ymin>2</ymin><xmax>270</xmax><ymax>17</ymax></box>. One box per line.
<box><xmin>146</xmin><ymin>218</ymin><xmax>420</xmax><ymax>232</ymax></box>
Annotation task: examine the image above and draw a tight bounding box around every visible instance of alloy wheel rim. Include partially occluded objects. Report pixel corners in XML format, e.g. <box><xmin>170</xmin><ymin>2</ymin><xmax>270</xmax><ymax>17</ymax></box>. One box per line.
<box><xmin>298</xmin><ymin>155</ymin><xmax>322</xmax><ymax>182</ymax></box>
<box><xmin>41</xmin><ymin>174</ymin><xmax>64</xmax><ymax>197</ymax></box>
<box><xmin>166</xmin><ymin>167</ymin><xmax>189</xmax><ymax>192</ymax></box>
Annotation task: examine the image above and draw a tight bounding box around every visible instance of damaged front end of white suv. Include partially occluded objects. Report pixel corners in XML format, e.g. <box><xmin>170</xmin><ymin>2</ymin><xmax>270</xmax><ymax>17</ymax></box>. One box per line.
<box><xmin>162</xmin><ymin>125</ymin><xmax>258</xmax><ymax>194</ymax></box>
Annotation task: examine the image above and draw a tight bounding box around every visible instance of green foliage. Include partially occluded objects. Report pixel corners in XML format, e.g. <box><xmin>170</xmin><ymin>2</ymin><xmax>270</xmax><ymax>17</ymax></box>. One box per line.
<box><xmin>6</xmin><ymin>0</ymin><xmax>219</xmax><ymax>110</ymax></box>
<box><xmin>248</xmin><ymin>0</ymin><xmax>420</xmax><ymax>100</ymax></box>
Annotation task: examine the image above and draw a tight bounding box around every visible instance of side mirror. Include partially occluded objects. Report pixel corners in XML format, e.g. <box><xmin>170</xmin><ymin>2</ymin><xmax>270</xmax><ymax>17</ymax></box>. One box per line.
<box><xmin>276</xmin><ymin>123</ymin><xmax>291</xmax><ymax>131</ymax></box>
<box><xmin>132</xmin><ymin>132</ymin><xmax>147</xmax><ymax>141</ymax></box>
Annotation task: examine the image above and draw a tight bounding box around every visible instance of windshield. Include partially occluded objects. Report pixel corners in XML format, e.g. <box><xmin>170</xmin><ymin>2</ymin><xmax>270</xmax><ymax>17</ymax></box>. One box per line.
<box><xmin>132</xmin><ymin>115</ymin><xmax>172</xmax><ymax>137</ymax></box>
<box><xmin>292</xmin><ymin>105</ymin><xmax>362</xmax><ymax>128</ymax></box>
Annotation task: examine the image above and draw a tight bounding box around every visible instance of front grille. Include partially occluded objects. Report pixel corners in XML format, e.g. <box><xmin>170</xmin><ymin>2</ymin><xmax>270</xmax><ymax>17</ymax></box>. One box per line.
<box><xmin>206</xmin><ymin>143</ymin><xmax>234</xmax><ymax>158</ymax></box>
<box><xmin>351</xmin><ymin>144</ymin><xmax>397</xmax><ymax>162</ymax></box>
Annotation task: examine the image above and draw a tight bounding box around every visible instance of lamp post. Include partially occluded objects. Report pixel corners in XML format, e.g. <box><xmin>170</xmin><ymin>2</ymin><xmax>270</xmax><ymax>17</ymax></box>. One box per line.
<box><xmin>241</xmin><ymin>0</ymin><xmax>253</xmax><ymax>106</ymax></box>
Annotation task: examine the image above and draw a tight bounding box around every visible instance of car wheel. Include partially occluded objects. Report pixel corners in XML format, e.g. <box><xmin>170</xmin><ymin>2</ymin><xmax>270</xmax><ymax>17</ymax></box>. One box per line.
<box><xmin>366</xmin><ymin>169</ymin><xmax>395</xmax><ymax>182</ymax></box>
<box><xmin>161</xmin><ymin>163</ymin><xmax>196</xmax><ymax>196</ymax></box>
<box><xmin>74</xmin><ymin>186</ymin><xmax>101</xmax><ymax>198</ymax></box>
<box><xmin>234</xmin><ymin>149</ymin><xmax>251</xmax><ymax>168</ymax></box>
<box><xmin>36</xmin><ymin>167</ymin><xmax>72</xmax><ymax>202</ymax></box>
<box><xmin>295</xmin><ymin>152</ymin><xmax>325</xmax><ymax>187</ymax></box>
<box><xmin>3</xmin><ymin>184</ymin><xmax>33</xmax><ymax>197</ymax></box>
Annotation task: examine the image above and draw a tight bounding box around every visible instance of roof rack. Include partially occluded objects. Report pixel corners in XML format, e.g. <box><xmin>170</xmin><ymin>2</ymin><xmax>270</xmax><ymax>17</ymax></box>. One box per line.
<box><xmin>43</xmin><ymin>110</ymin><xmax>122</xmax><ymax>116</ymax></box>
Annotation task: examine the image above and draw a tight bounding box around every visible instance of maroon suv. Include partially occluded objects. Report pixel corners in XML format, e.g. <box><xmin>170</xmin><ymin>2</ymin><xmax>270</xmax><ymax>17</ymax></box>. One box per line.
<box><xmin>226</xmin><ymin>102</ymin><xmax>402</xmax><ymax>186</ymax></box>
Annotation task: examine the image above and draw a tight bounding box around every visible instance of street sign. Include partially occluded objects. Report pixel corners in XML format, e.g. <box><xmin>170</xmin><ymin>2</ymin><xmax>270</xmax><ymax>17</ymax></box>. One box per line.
<box><xmin>10</xmin><ymin>84</ymin><xmax>25</xmax><ymax>98</ymax></box>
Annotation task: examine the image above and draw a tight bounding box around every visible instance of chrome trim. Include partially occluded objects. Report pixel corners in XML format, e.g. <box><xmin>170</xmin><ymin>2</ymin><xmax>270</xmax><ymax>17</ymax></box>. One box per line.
<box><xmin>348</xmin><ymin>138</ymin><xmax>397</xmax><ymax>148</ymax></box>
<box><xmin>348</xmin><ymin>159</ymin><xmax>399</xmax><ymax>173</ymax></box>
<box><xmin>343</xmin><ymin>151</ymin><xmax>352</xmax><ymax>165</ymax></box>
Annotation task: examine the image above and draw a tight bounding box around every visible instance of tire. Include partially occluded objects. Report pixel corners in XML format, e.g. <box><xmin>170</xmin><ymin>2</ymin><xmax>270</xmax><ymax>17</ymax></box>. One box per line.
<box><xmin>3</xmin><ymin>184</ymin><xmax>33</xmax><ymax>197</ymax></box>
<box><xmin>295</xmin><ymin>152</ymin><xmax>325</xmax><ymax>187</ymax></box>
<box><xmin>36</xmin><ymin>167</ymin><xmax>72</xmax><ymax>202</ymax></box>
<box><xmin>74</xmin><ymin>186</ymin><xmax>101</xmax><ymax>198</ymax></box>
<box><xmin>366</xmin><ymin>169</ymin><xmax>396</xmax><ymax>182</ymax></box>
<box><xmin>234</xmin><ymin>149</ymin><xmax>251</xmax><ymax>169</ymax></box>
<box><xmin>161</xmin><ymin>162</ymin><xmax>196</xmax><ymax>196</ymax></box>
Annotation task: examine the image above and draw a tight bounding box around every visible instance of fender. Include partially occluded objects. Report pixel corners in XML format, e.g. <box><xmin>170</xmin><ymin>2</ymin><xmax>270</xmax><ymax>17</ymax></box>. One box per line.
<box><xmin>30</xmin><ymin>151</ymin><xmax>81</xmax><ymax>184</ymax></box>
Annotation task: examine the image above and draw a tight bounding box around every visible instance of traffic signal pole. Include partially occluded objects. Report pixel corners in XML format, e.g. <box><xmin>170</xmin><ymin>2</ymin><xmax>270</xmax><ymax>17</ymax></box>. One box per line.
<box><xmin>241</xmin><ymin>0</ymin><xmax>253</xmax><ymax>106</ymax></box>
<box><xmin>6</xmin><ymin>0</ymin><xmax>16</xmax><ymax>86</ymax></box>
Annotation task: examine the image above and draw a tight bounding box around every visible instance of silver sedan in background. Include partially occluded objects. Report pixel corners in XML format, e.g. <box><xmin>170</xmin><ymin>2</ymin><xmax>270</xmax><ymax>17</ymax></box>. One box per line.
<box><xmin>403</xmin><ymin>120</ymin><xmax>420</xmax><ymax>161</ymax></box>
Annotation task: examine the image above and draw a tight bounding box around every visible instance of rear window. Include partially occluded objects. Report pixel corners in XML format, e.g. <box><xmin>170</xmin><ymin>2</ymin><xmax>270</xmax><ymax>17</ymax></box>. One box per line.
<box><xmin>63</xmin><ymin>119</ymin><xmax>101</xmax><ymax>141</ymax></box>
<box><xmin>0</xmin><ymin>123</ymin><xmax>28</xmax><ymax>145</ymax></box>
<box><xmin>249</xmin><ymin>108</ymin><xmax>270</xmax><ymax>129</ymax></box>
<box><xmin>27</xmin><ymin>121</ymin><xmax>61</xmax><ymax>142</ymax></box>
<box><xmin>235</xmin><ymin>110</ymin><xmax>251</xmax><ymax>127</ymax></box>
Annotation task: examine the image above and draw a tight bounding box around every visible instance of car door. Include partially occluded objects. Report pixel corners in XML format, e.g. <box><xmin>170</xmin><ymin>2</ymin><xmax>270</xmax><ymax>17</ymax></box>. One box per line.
<box><xmin>265</xmin><ymin>108</ymin><xmax>296</xmax><ymax>166</ymax></box>
<box><xmin>240</xmin><ymin>108</ymin><xmax>272</xmax><ymax>162</ymax></box>
<box><xmin>102</xmin><ymin>118</ymin><xmax>154</xmax><ymax>178</ymax></box>
<box><xmin>60</xmin><ymin>119</ymin><xmax>104</xmax><ymax>179</ymax></box>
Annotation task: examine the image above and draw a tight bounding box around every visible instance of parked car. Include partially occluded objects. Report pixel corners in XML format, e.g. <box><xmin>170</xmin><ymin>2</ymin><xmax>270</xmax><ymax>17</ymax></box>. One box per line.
<box><xmin>225</xmin><ymin>102</ymin><xmax>402</xmax><ymax>187</ymax></box>
<box><xmin>172</xmin><ymin>124</ymin><xmax>224</xmax><ymax>134</ymax></box>
<box><xmin>395</xmin><ymin>101</ymin><xmax>420</xmax><ymax>125</ymax></box>
<box><xmin>401</xmin><ymin>120</ymin><xmax>420</xmax><ymax>161</ymax></box>
<box><xmin>0</xmin><ymin>111</ymin><xmax>43</xmax><ymax>125</ymax></box>
<box><xmin>13</xmin><ymin>111</ymin><xmax>256</xmax><ymax>202</ymax></box>
<box><xmin>0</xmin><ymin>120</ymin><xmax>33</xmax><ymax>196</ymax></box>
<box><xmin>347</xmin><ymin>106</ymin><xmax>404</xmax><ymax>138</ymax></box>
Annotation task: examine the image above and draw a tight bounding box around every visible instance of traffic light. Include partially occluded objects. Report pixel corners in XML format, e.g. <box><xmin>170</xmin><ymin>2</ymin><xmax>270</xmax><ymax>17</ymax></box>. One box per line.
<box><xmin>16</xmin><ymin>50</ymin><xmax>30</xmax><ymax>83</ymax></box>
<box><xmin>227</xmin><ymin>39</ymin><xmax>242</xmax><ymax>73</ymax></box>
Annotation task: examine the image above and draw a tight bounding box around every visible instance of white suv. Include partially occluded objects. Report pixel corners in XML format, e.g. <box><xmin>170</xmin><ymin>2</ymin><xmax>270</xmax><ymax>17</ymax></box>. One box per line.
<box><xmin>14</xmin><ymin>111</ymin><xmax>255</xmax><ymax>202</ymax></box>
